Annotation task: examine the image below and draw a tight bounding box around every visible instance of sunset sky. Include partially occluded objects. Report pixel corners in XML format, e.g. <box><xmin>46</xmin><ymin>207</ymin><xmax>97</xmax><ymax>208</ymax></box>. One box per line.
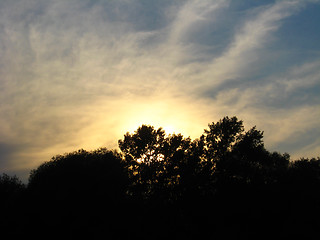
<box><xmin>1</xmin><ymin>0</ymin><xmax>320</xmax><ymax>181</ymax></box>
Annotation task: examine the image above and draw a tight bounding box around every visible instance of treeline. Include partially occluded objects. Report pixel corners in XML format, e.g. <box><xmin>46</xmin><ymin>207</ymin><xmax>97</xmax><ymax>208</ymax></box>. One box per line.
<box><xmin>1</xmin><ymin>116</ymin><xmax>320</xmax><ymax>239</ymax></box>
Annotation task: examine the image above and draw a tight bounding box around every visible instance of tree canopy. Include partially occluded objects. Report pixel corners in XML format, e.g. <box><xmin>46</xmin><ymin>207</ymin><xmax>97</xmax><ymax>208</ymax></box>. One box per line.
<box><xmin>1</xmin><ymin>116</ymin><xmax>319</xmax><ymax>239</ymax></box>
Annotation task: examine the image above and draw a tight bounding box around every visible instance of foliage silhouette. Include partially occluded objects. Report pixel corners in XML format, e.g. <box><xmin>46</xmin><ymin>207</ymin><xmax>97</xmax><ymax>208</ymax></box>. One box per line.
<box><xmin>26</xmin><ymin>148</ymin><xmax>129</xmax><ymax>239</ymax></box>
<box><xmin>1</xmin><ymin>116</ymin><xmax>319</xmax><ymax>239</ymax></box>
<box><xmin>0</xmin><ymin>174</ymin><xmax>25</xmax><ymax>238</ymax></box>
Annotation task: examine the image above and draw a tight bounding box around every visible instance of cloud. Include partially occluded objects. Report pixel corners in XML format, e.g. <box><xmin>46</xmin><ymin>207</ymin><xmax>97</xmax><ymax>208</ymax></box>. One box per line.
<box><xmin>0</xmin><ymin>0</ymin><xmax>319</xmax><ymax>181</ymax></box>
<box><xmin>193</xmin><ymin>1</ymin><xmax>307</xmax><ymax>90</ymax></box>
<box><xmin>205</xmin><ymin>58</ymin><xmax>320</xmax><ymax>158</ymax></box>
<box><xmin>167</xmin><ymin>0</ymin><xmax>229</xmax><ymax>44</ymax></box>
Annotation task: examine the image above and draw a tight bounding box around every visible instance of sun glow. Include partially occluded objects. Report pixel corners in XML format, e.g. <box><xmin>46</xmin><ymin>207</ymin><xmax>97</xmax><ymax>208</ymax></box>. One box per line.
<box><xmin>162</xmin><ymin>125</ymin><xmax>177</xmax><ymax>135</ymax></box>
<box><xmin>72</xmin><ymin>97</ymin><xmax>206</xmax><ymax>153</ymax></box>
<box><xmin>121</xmin><ymin>100</ymin><xmax>185</xmax><ymax>137</ymax></box>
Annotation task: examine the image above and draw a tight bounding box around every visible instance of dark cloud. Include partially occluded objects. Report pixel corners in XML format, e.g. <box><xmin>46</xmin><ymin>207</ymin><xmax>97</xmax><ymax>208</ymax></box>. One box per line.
<box><xmin>0</xmin><ymin>143</ymin><xmax>17</xmax><ymax>168</ymax></box>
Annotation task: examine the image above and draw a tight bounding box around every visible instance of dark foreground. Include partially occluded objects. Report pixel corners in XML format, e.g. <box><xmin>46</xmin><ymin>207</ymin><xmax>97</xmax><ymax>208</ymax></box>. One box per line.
<box><xmin>1</xmin><ymin>117</ymin><xmax>319</xmax><ymax>239</ymax></box>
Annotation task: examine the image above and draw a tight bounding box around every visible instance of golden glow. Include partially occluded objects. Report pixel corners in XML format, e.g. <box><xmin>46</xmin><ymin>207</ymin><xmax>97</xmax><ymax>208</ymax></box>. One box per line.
<box><xmin>121</xmin><ymin>100</ymin><xmax>186</xmax><ymax>137</ymax></box>
<box><xmin>51</xmin><ymin>96</ymin><xmax>210</xmax><ymax>157</ymax></box>
<box><xmin>111</xmin><ymin>95</ymin><xmax>212</xmax><ymax>147</ymax></box>
<box><xmin>162</xmin><ymin>125</ymin><xmax>177</xmax><ymax>135</ymax></box>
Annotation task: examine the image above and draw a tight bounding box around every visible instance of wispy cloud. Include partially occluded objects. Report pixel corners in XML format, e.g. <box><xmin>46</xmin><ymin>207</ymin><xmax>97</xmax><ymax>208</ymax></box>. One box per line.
<box><xmin>0</xmin><ymin>0</ymin><xmax>319</xmax><ymax>180</ymax></box>
<box><xmin>194</xmin><ymin>1</ymin><xmax>306</xmax><ymax>89</ymax></box>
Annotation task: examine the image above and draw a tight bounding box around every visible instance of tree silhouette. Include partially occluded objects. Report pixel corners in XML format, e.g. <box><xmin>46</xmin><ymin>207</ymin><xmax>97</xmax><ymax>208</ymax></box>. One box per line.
<box><xmin>0</xmin><ymin>173</ymin><xmax>25</xmax><ymax>199</ymax></box>
<box><xmin>119</xmin><ymin>125</ymin><xmax>191</xmax><ymax>201</ymax></box>
<box><xmin>1</xmin><ymin>116</ymin><xmax>319</xmax><ymax>239</ymax></box>
<box><xmin>0</xmin><ymin>174</ymin><xmax>25</xmax><ymax>238</ymax></box>
<box><xmin>27</xmin><ymin>148</ymin><xmax>129</xmax><ymax>239</ymax></box>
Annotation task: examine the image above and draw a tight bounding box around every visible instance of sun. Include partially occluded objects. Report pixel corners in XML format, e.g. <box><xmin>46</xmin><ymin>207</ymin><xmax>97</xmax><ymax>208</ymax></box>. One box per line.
<box><xmin>162</xmin><ymin>125</ymin><xmax>177</xmax><ymax>135</ymax></box>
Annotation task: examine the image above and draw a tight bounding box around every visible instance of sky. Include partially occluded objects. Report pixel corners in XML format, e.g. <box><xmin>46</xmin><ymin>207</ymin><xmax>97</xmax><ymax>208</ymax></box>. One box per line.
<box><xmin>0</xmin><ymin>0</ymin><xmax>319</xmax><ymax>182</ymax></box>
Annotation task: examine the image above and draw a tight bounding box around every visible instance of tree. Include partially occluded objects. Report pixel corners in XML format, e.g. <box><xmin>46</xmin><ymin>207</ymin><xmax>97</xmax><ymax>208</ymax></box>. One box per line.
<box><xmin>118</xmin><ymin>125</ymin><xmax>191</xmax><ymax>202</ymax></box>
<box><xmin>29</xmin><ymin>148</ymin><xmax>127</xmax><ymax>194</ymax></box>
<box><xmin>0</xmin><ymin>173</ymin><xmax>25</xmax><ymax>197</ymax></box>
<box><xmin>27</xmin><ymin>148</ymin><xmax>129</xmax><ymax>239</ymax></box>
<box><xmin>0</xmin><ymin>174</ymin><xmax>25</xmax><ymax>238</ymax></box>
<box><xmin>0</xmin><ymin>173</ymin><xmax>25</xmax><ymax>210</ymax></box>
<box><xmin>204</xmin><ymin>116</ymin><xmax>244</xmax><ymax>161</ymax></box>
<box><xmin>119</xmin><ymin>125</ymin><xmax>166</xmax><ymax>164</ymax></box>
<box><xmin>200</xmin><ymin>117</ymin><xmax>290</xmax><ymax>186</ymax></box>
<box><xmin>2</xmin><ymin>116</ymin><xmax>319</xmax><ymax>239</ymax></box>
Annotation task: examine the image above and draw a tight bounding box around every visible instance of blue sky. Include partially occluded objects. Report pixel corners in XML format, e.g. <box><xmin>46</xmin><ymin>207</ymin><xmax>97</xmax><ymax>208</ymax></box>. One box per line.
<box><xmin>0</xmin><ymin>0</ymin><xmax>319</xmax><ymax>181</ymax></box>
